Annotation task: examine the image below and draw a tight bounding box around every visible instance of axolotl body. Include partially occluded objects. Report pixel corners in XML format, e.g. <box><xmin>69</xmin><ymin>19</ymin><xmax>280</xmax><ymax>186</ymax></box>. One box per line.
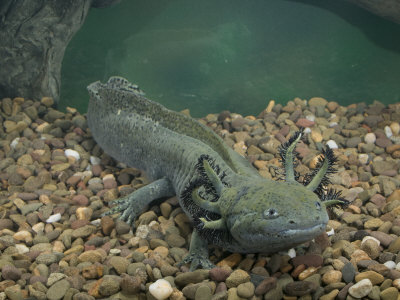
<box><xmin>87</xmin><ymin>77</ymin><xmax>345</xmax><ymax>270</ymax></box>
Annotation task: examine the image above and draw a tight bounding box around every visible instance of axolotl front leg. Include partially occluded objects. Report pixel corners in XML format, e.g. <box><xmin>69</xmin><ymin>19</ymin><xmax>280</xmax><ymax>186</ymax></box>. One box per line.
<box><xmin>102</xmin><ymin>177</ymin><xmax>213</xmax><ymax>270</ymax></box>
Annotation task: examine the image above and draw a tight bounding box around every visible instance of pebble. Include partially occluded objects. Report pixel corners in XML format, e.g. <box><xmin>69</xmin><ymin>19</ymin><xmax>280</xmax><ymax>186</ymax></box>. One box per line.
<box><xmin>209</xmin><ymin>267</ymin><xmax>232</xmax><ymax>282</ymax></box>
<box><xmin>1</xmin><ymin>265</ymin><xmax>22</xmax><ymax>281</ymax></box>
<box><xmin>46</xmin><ymin>213</ymin><xmax>61</xmax><ymax>223</ymax></box>
<box><xmin>46</xmin><ymin>279</ymin><xmax>70</xmax><ymax>300</ymax></box>
<box><xmin>364</xmin><ymin>132</ymin><xmax>376</xmax><ymax>144</ymax></box>
<box><xmin>384</xmin><ymin>126</ymin><xmax>393</xmax><ymax>138</ymax></box>
<box><xmin>355</xmin><ymin>271</ymin><xmax>384</xmax><ymax>285</ymax></box>
<box><xmin>291</xmin><ymin>254</ymin><xmax>324</xmax><ymax>268</ymax></box>
<box><xmin>149</xmin><ymin>279</ymin><xmax>173</xmax><ymax>300</ymax></box>
<box><xmin>341</xmin><ymin>262</ymin><xmax>356</xmax><ymax>283</ymax></box>
<box><xmin>194</xmin><ymin>285</ymin><xmax>213</xmax><ymax>300</ymax></box>
<box><xmin>255</xmin><ymin>277</ymin><xmax>277</xmax><ymax>295</ymax></box>
<box><xmin>225</xmin><ymin>269</ymin><xmax>251</xmax><ymax>288</ymax></box>
<box><xmin>385</xmin><ymin>261</ymin><xmax>396</xmax><ymax>269</ymax></box>
<box><xmin>4</xmin><ymin>285</ymin><xmax>24</xmax><ymax>300</ymax></box>
<box><xmin>0</xmin><ymin>97</ymin><xmax>399</xmax><ymax>299</ymax></box>
<box><xmin>390</xmin><ymin>122</ymin><xmax>400</xmax><ymax>135</ymax></box>
<box><xmin>236</xmin><ymin>282</ymin><xmax>254</xmax><ymax>298</ymax></box>
<box><xmin>108</xmin><ymin>256</ymin><xmax>129</xmax><ymax>275</ymax></box>
<box><xmin>97</xmin><ymin>275</ymin><xmax>121</xmax><ymax>297</ymax></box>
<box><xmin>64</xmin><ymin>149</ymin><xmax>80</xmax><ymax>161</ymax></box>
<box><xmin>175</xmin><ymin>270</ymin><xmax>209</xmax><ymax>286</ymax></box>
<box><xmin>322</xmin><ymin>270</ymin><xmax>342</xmax><ymax>284</ymax></box>
<box><xmin>380</xmin><ymin>287</ymin><xmax>399</xmax><ymax>300</ymax></box>
<box><xmin>326</xmin><ymin>140</ymin><xmax>338</xmax><ymax>149</ymax></box>
<box><xmin>284</xmin><ymin>281</ymin><xmax>316</xmax><ymax>296</ymax></box>
<box><xmin>348</xmin><ymin>279</ymin><xmax>373</xmax><ymax>298</ymax></box>
<box><xmin>296</xmin><ymin>118</ymin><xmax>315</xmax><ymax>127</ymax></box>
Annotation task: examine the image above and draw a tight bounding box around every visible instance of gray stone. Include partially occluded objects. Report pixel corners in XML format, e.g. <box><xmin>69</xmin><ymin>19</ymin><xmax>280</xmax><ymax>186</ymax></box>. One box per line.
<box><xmin>342</xmin><ymin>262</ymin><xmax>356</xmax><ymax>283</ymax></box>
<box><xmin>98</xmin><ymin>275</ymin><xmax>121</xmax><ymax>296</ymax></box>
<box><xmin>46</xmin><ymin>279</ymin><xmax>71</xmax><ymax>300</ymax></box>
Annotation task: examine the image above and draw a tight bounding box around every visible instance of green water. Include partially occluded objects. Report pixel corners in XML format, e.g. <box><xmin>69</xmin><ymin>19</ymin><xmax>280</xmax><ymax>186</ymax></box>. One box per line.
<box><xmin>60</xmin><ymin>0</ymin><xmax>400</xmax><ymax>117</ymax></box>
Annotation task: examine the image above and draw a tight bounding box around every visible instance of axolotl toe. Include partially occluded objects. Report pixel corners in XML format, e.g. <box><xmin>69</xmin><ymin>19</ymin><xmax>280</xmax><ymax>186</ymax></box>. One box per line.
<box><xmin>87</xmin><ymin>77</ymin><xmax>348</xmax><ymax>270</ymax></box>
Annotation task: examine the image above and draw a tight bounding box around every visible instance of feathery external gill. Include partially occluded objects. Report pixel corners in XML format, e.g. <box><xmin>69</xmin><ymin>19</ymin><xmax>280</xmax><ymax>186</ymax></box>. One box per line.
<box><xmin>321</xmin><ymin>188</ymin><xmax>350</xmax><ymax>208</ymax></box>
<box><xmin>278</xmin><ymin>128</ymin><xmax>303</xmax><ymax>182</ymax></box>
<box><xmin>305</xmin><ymin>146</ymin><xmax>337</xmax><ymax>193</ymax></box>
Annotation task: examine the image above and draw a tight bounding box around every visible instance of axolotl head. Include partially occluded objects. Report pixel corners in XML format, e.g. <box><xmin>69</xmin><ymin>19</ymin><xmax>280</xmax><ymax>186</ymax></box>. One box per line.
<box><xmin>219</xmin><ymin>180</ymin><xmax>329</xmax><ymax>253</ymax></box>
<box><xmin>188</xmin><ymin>130</ymin><xmax>347</xmax><ymax>254</ymax></box>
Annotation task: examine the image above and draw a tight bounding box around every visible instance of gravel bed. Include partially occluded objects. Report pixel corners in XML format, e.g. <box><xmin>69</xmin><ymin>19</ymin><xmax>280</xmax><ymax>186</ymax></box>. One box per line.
<box><xmin>0</xmin><ymin>96</ymin><xmax>399</xmax><ymax>300</ymax></box>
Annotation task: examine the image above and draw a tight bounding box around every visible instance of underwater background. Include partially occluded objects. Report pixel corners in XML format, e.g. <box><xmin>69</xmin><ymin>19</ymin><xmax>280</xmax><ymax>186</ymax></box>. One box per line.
<box><xmin>60</xmin><ymin>0</ymin><xmax>400</xmax><ymax>117</ymax></box>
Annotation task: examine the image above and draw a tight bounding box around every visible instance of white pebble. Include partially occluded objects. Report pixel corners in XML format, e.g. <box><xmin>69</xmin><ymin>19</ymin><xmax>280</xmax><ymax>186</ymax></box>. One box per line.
<box><xmin>395</xmin><ymin>262</ymin><xmax>400</xmax><ymax>272</ymax></box>
<box><xmin>287</xmin><ymin>248</ymin><xmax>296</xmax><ymax>258</ymax></box>
<box><xmin>326</xmin><ymin>140</ymin><xmax>338</xmax><ymax>149</ymax></box>
<box><xmin>82</xmin><ymin>170</ymin><xmax>93</xmax><ymax>178</ymax></box>
<box><xmin>46</xmin><ymin>213</ymin><xmax>61</xmax><ymax>223</ymax></box>
<box><xmin>91</xmin><ymin>219</ymin><xmax>101</xmax><ymax>226</ymax></box>
<box><xmin>358</xmin><ymin>154</ymin><xmax>369</xmax><ymax>165</ymax></box>
<box><xmin>90</xmin><ymin>156</ymin><xmax>101</xmax><ymax>165</ymax></box>
<box><xmin>64</xmin><ymin>149</ymin><xmax>80</xmax><ymax>161</ymax></box>
<box><xmin>32</xmin><ymin>222</ymin><xmax>45</xmax><ymax>233</ymax></box>
<box><xmin>329</xmin><ymin>122</ymin><xmax>338</xmax><ymax>128</ymax></box>
<box><xmin>103</xmin><ymin>174</ymin><xmax>115</xmax><ymax>181</ymax></box>
<box><xmin>361</xmin><ymin>236</ymin><xmax>380</xmax><ymax>247</ymax></box>
<box><xmin>348</xmin><ymin>279</ymin><xmax>372</xmax><ymax>298</ymax></box>
<box><xmin>384</xmin><ymin>261</ymin><xmax>396</xmax><ymax>269</ymax></box>
<box><xmin>109</xmin><ymin>248</ymin><xmax>121</xmax><ymax>255</ymax></box>
<box><xmin>326</xmin><ymin>228</ymin><xmax>335</xmax><ymax>236</ymax></box>
<box><xmin>303</xmin><ymin>127</ymin><xmax>311</xmax><ymax>134</ymax></box>
<box><xmin>10</xmin><ymin>137</ymin><xmax>20</xmax><ymax>149</ymax></box>
<box><xmin>15</xmin><ymin>244</ymin><xmax>30</xmax><ymax>254</ymax></box>
<box><xmin>364</xmin><ymin>132</ymin><xmax>376</xmax><ymax>144</ymax></box>
<box><xmin>306</xmin><ymin>114</ymin><xmax>315</xmax><ymax>122</ymax></box>
<box><xmin>149</xmin><ymin>279</ymin><xmax>173</xmax><ymax>300</ymax></box>
<box><xmin>384</xmin><ymin>126</ymin><xmax>393</xmax><ymax>138</ymax></box>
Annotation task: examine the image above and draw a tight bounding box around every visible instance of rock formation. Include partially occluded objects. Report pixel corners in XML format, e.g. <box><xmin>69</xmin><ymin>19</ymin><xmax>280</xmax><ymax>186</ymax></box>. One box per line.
<box><xmin>0</xmin><ymin>0</ymin><xmax>118</xmax><ymax>104</ymax></box>
<box><xmin>347</xmin><ymin>0</ymin><xmax>400</xmax><ymax>24</ymax></box>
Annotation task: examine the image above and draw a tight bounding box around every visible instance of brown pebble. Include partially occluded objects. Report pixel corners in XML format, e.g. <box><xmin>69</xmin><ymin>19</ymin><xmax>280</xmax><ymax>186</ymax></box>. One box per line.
<box><xmin>291</xmin><ymin>254</ymin><xmax>323</xmax><ymax>268</ymax></box>
<box><xmin>284</xmin><ymin>281</ymin><xmax>316</xmax><ymax>296</ymax></box>
<box><xmin>291</xmin><ymin>264</ymin><xmax>306</xmax><ymax>278</ymax></box>
<box><xmin>296</xmin><ymin>118</ymin><xmax>315</xmax><ymax>127</ymax></box>
<box><xmin>322</xmin><ymin>270</ymin><xmax>342</xmax><ymax>285</ymax></box>
<box><xmin>355</xmin><ymin>270</ymin><xmax>384</xmax><ymax>285</ymax></box>
<box><xmin>72</xmin><ymin>194</ymin><xmax>89</xmax><ymax>206</ymax></box>
<box><xmin>255</xmin><ymin>277</ymin><xmax>277</xmax><ymax>296</ymax></box>
<box><xmin>101</xmin><ymin>216</ymin><xmax>115</xmax><ymax>235</ymax></box>
<box><xmin>298</xmin><ymin>267</ymin><xmax>319</xmax><ymax>280</ymax></box>
<box><xmin>216</xmin><ymin>253</ymin><xmax>242</xmax><ymax>268</ymax></box>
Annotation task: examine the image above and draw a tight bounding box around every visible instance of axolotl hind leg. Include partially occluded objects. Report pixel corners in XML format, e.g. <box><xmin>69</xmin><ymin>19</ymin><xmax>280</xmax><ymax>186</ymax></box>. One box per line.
<box><xmin>102</xmin><ymin>178</ymin><xmax>175</xmax><ymax>227</ymax></box>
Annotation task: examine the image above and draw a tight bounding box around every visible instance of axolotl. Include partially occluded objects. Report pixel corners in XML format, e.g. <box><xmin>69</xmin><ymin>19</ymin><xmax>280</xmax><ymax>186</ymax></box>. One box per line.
<box><xmin>87</xmin><ymin>77</ymin><xmax>346</xmax><ymax>270</ymax></box>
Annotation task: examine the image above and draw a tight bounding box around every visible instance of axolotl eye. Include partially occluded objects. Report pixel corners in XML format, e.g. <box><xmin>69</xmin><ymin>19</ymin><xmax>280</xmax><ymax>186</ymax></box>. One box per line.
<box><xmin>264</xmin><ymin>208</ymin><xmax>279</xmax><ymax>219</ymax></box>
<box><xmin>315</xmin><ymin>201</ymin><xmax>322</xmax><ymax>210</ymax></box>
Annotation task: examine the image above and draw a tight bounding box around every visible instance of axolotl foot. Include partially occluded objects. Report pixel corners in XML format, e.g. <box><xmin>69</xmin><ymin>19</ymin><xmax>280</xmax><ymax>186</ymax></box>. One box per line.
<box><xmin>101</xmin><ymin>178</ymin><xmax>175</xmax><ymax>227</ymax></box>
<box><xmin>178</xmin><ymin>230</ymin><xmax>215</xmax><ymax>271</ymax></box>
<box><xmin>178</xmin><ymin>253</ymin><xmax>215</xmax><ymax>271</ymax></box>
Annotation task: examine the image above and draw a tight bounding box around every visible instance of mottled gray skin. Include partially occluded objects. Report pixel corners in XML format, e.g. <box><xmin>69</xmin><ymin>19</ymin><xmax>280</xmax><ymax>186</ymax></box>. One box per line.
<box><xmin>87</xmin><ymin>77</ymin><xmax>330</xmax><ymax>269</ymax></box>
